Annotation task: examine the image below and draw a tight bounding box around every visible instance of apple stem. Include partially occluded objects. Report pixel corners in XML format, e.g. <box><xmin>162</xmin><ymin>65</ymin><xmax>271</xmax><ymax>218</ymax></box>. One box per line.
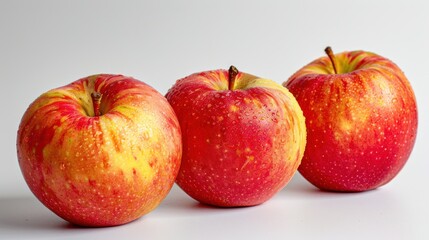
<box><xmin>228</xmin><ymin>65</ymin><xmax>239</xmax><ymax>90</ymax></box>
<box><xmin>324</xmin><ymin>46</ymin><xmax>339</xmax><ymax>74</ymax></box>
<box><xmin>91</xmin><ymin>92</ymin><xmax>102</xmax><ymax>117</ymax></box>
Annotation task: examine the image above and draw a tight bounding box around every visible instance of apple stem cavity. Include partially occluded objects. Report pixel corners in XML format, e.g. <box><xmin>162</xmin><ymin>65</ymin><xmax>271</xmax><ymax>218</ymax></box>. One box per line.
<box><xmin>324</xmin><ymin>46</ymin><xmax>339</xmax><ymax>74</ymax></box>
<box><xmin>228</xmin><ymin>65</ymin><xmax>239</xmax><ymax>90</ymax></box>
<box><xmin>91</xmin><ymin>92</ymin><xmax>102</xmax><ymax>117</ymax></box>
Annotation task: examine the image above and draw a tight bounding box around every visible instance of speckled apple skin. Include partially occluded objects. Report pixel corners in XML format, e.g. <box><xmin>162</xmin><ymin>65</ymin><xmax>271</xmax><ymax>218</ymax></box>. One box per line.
<box><xmin>284</xmin><ymin>50</ymin><xmax>418</xmax><ymax>192</ymax></box>
<box><xmin>166</xmin><ymin>69</ymin><xmax>306</xmax><ymax>207</ymax></box>
<box><xmin>17</xmin><ymin>75</ymin><xmax>182</xmax><ymax>226</ymax></box>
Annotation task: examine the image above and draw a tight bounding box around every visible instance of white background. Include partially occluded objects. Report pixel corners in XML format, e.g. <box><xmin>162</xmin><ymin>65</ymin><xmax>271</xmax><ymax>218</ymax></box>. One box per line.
<box><xmin>1</xmin><ymin>0</ymin><xmax>428</xmax><ymax>239</ymax></box>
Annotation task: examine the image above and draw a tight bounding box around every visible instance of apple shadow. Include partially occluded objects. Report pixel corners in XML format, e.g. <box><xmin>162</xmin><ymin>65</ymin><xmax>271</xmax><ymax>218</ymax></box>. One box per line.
<box><xmin>0</xmin><ymin>196</ymin><xmax>150</xmax><ymax>239</ymax></box>
<box><xmin>0</xmin><ymin>196</ymin><xmax>70</xmax><ymax>233</ymax></box>
<box><xmin>278</xmin><ymin>173</ymin><xmax>382</xmax><ymax>200</ymax></box>
<box><xmin>0</xmin><ymin>196</ymin><xmax>127</xmax><ymax>230</ymax></box>
<box><xmin>0</xmin><ymin>187</ymin><xmax>228</xmax><ymax>234</ymax></box>
<box><xmin>276</xmin><ymin>172</ymin><xmax>333</xmax><ymax>199</ymax></box>
<box><xmin>156</xmin><ymin>178</ymin><xmax>323</xmax><ymax>217</ymax></box>
<box><xmin>153</xmin><ymin>184</ymin><xmax>260</xmax><ymax>218</ymax></box>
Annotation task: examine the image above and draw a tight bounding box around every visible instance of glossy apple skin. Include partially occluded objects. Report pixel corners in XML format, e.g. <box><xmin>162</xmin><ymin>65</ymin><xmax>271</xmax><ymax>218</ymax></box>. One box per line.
<box><xmin>166</xmin><ymin>69</ymin><xmax>306</xmax><ymax>207</ymax></box>
<box><xmin>284</xmin><ymin>50</ymin><xmax>418</xmax><ymax>192</ymax></box>
<box><xmin>17</xmin><ymin>74</ymin><xmax>182</xmax><ymax>226</ymax></box>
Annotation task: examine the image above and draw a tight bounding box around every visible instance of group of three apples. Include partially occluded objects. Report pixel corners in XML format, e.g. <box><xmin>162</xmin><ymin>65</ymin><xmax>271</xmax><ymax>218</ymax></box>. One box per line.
<box><xmin>16</xmin><ymin>47</ymin><xmax>417</xmax><ymax>226</ymax></box>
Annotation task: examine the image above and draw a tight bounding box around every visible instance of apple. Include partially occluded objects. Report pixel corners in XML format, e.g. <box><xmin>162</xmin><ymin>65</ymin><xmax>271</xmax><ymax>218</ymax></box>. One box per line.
<box><xmin>16</xmin><ymin>74</ymin><xmax>182</xmax><ymax>226</ymax></box>
<box><xmin>166</xmin><ymin>66</ymin><xmax>306</xmax><ymax>207</ymax></box>
<box><xmin>284</xmin><ymin>47</ymin><xmax>418</xmax><ymax>192</ymax></box>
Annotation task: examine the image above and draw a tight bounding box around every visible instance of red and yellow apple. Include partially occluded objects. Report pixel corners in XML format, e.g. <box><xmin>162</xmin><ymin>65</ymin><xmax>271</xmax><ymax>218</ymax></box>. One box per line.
<box><xmin>284</xmin><ymin>47</ymin><xmax>418</xmax><ymax>192</ymax></box>
<box><xmin>17</xmin><ymin>74</ymin><xmax>182</xmax><ymax>226</ymax></box>
<box><xmin>166</xmin><ymin>66</ymin><xmax>306</xmax><ymax>207</ymax></box>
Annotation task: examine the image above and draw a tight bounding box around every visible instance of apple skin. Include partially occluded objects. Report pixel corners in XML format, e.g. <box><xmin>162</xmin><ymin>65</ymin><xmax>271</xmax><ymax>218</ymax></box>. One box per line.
<box><xmin>284</xmin><ymin>50</ymin><xmax>418</xmax><ymax>192</ymax></box>
<box><xmin>166</xmin><ymin>68</ymin><xmax>306</xmax><ymax>207</ymax></box>
<box><xmin>17</xmin><ymin>74</ymin><xmax>182</xmax><ymax>227</ymax></box>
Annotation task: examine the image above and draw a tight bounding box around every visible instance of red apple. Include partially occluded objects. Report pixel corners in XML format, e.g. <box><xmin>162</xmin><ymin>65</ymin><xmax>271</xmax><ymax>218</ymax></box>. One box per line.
<box><xmin>17</xmin><ymin>74</ymin><xmax>182</xmax><ymax>226</ymax></box>
<box><xmin>166</xmin><ymin>66</ymin><xmax>306</xmax><ymax>207</ymax></box>
<box><xmin>284</xmin><ymin>47</ymin><xmax>418</xmax><ymax>192</ymax></box>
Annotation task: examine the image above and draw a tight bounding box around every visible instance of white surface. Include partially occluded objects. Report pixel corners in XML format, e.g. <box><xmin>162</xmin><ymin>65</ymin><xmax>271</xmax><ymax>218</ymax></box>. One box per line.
<box><xmin>1</xmin><ymin>0</ymin><xmax>428</xmax><ymax>239</ymax></box>
<box><xmin>1</xmin><ymin>176</ymin><xmax>426</xmax><ymax>240</ymax></box>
